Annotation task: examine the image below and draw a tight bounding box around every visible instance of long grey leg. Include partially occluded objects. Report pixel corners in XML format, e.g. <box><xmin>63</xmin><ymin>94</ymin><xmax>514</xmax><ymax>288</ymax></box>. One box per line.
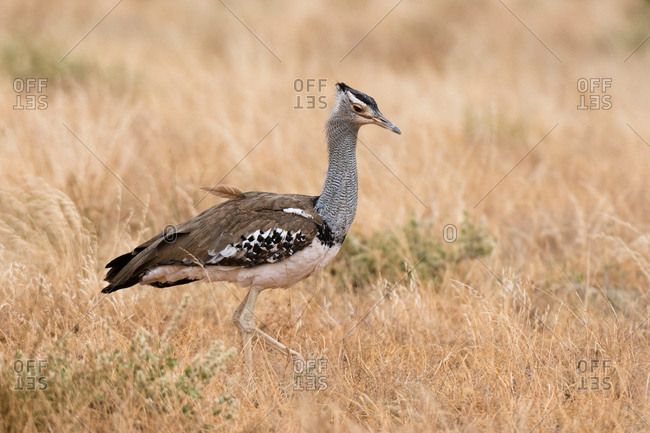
<box><xmin>232</xmin><ymin>287</ymin><xmax>260</xmax><ymax>370</ymax></box>
<box><xmin>232</xmin><ymin>287</ymin><xmax>303</xmax><ymax>369</ymax></box>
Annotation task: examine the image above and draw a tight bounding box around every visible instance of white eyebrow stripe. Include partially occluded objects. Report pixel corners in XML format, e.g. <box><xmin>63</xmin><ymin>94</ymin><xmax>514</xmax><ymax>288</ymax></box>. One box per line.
<box><xmin>283</xmin><ymin>208</ymin><xmax>313</xmax><ymax>219</ymax></box>
<box><xmin>347</xmin><ymin>92</ymin><xmax>365</xmax><ymax>106</ymax></box>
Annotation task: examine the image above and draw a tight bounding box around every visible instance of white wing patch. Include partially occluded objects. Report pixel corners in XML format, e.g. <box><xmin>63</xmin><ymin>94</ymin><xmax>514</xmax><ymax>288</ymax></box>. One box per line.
<box><xmin>283</xmin><ymin>208</ymin><xmax>313</xmax><ymax>219</ymax></box>
<box><xmin>219</xmin><ymin>244</ymin><xmax>239</xmax><ymax>258</ymax></box>
<box><xmin>205</xmin><ymin>244</ymin><xmax>239</xmax><ymax>264</ymax></box>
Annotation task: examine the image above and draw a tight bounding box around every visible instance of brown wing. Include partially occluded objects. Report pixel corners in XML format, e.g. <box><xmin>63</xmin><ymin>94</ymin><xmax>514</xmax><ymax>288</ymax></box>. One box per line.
<box><xmin>102</xmin><ymin>191</ymin><xmax>323</xmax><ymax>293</ymax></box>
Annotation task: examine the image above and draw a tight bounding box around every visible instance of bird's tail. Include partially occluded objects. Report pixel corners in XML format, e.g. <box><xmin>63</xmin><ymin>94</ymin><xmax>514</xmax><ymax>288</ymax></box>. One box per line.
<box><xmin>102</xmin><ymin>252</ymin><xmax>141</xmax><ymax>293</ymax></box>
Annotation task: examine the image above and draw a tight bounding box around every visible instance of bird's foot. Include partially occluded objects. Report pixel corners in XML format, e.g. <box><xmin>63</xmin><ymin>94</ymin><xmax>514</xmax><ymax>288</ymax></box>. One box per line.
<box><xmin>288</xmin><ymin>347</ymin><xmax>305</xmax><ymax>364</ymax></box>
<box><xmin>254</xmin><ymin>327</ymin><xmax>303</xmax><ymax>363</ymax></box>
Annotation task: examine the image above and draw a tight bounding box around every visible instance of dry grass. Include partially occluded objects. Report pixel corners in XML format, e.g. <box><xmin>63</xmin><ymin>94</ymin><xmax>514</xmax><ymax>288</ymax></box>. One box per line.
<box><xmin>2</xmin><ymin>0</ymin><xmax>650</xmax><ymax>431</ymax></box>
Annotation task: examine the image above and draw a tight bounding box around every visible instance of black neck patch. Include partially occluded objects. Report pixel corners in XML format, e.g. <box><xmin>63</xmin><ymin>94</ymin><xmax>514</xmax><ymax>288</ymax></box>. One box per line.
<box><xmin>316</xmin><ymin>221</ymin><xmax>340</xmax><ymax>247</ymax></box>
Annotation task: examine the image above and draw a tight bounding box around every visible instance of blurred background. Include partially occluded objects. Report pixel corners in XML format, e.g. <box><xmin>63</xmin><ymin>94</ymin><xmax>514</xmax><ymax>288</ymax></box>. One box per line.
<box><xmin>2</xmin><ymin>0</ymin><xmax>650</xmax><ymax>431</ymax></box>
<box><xmin>2</xmin><ymin>1</ymin><xmax>649</xmax><ymax>258</ymax></box>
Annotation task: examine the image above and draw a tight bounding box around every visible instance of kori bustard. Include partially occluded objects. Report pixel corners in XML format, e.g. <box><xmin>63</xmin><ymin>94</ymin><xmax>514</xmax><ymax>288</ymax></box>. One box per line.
<box><xmin>102</xmin><ymin>83</ymin><xmax>400</xmax><ymax>367</ymax></box>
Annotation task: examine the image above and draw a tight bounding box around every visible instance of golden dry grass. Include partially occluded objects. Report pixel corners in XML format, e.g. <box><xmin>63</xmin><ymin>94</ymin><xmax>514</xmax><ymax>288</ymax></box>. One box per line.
<box><xmin>2</xmin><ymin>0</ymin><xmax>650</xmax><ymax>431</ymax></box>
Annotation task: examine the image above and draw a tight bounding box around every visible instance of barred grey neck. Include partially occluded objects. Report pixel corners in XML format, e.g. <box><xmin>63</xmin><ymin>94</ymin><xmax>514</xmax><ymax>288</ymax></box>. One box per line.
<box><xmin>314</xmin><ymin>114</ymin><xmax>360</xmax><ymax>243</ymax></box>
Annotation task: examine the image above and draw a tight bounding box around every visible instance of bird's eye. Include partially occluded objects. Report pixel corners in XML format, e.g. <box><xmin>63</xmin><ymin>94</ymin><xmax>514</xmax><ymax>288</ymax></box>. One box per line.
<box><xmin>352</xmin><ymin>104</ymin><xmax>363</xmax><ymax>113</ymax></box>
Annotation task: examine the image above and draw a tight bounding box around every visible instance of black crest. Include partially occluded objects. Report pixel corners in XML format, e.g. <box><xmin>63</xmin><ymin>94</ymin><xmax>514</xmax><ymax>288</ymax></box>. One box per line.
<box><xmin>336</xmin><ymin>82</ymin><xmax>379</xmax><ymax>111</ymax></box>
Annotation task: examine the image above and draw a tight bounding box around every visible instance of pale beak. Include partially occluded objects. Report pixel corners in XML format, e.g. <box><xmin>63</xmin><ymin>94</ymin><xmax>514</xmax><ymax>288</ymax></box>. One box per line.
<box><xmin>373</xmin><ymin>113</ymin><xmax>401</xmax><ymax>134</ymax></box>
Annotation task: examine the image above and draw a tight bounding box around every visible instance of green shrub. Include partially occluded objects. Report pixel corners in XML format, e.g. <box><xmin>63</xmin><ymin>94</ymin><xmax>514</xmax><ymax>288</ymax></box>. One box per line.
<box><xmin>329</xmin><ymin>215</ymin><xmax>495</xmax><ymax>289</ymax></box>
<box><xmin>1</xmin><ymin>39</ymin><xmax>92</xmax><ymax>82</ymax></box>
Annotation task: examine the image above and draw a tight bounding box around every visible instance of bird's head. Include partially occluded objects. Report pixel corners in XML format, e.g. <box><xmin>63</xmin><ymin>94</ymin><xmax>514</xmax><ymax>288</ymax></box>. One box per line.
<box><xmin>334</xmin><ymin>82</ymin><xmax>401</xmax><ymax>134</ymax></box>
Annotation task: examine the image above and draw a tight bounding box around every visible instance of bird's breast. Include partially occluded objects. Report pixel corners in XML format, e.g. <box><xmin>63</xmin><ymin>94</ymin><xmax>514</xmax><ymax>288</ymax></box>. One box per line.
<box><xmin>227</xmin><ymin>237</ymin><xmax>342</xmax><ymax>288</ymax></box>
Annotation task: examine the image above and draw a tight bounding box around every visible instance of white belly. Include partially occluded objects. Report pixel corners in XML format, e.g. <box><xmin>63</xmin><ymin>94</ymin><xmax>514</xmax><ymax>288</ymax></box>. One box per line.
<box><xmin>141</xmin><ymin>238</ymin><xmax>341</xmax><ymax>289</ymax></box>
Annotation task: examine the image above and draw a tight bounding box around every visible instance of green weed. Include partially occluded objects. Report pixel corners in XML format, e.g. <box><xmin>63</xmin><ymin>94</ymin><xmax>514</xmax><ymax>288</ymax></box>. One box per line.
<box><xmin>330</xmin><ymin>215</ymin><xmax>495</xmax><ymax>289</ymax></box>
